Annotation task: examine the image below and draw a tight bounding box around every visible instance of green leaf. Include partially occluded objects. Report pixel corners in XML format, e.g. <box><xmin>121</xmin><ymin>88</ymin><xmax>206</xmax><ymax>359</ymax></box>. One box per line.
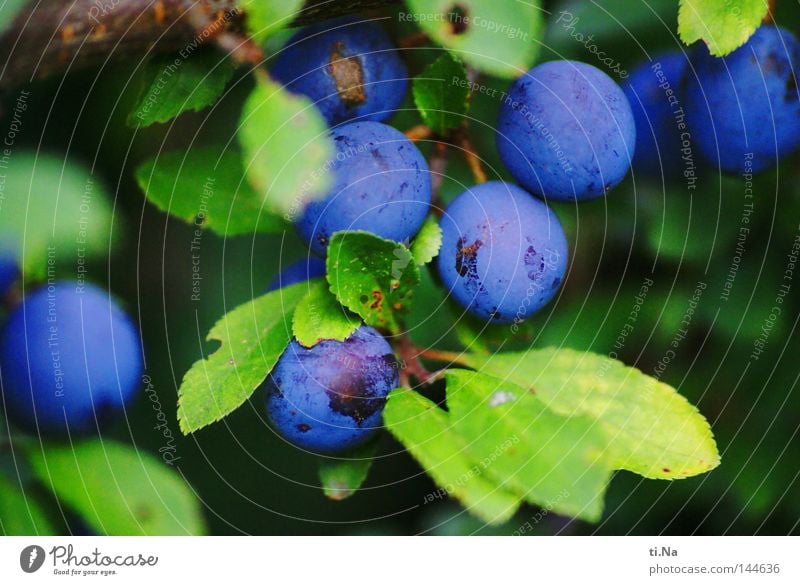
<box><xmin>292</xmin><ymin>278</ymin><xmax>361</xmax><ymax>348</ymax></box>
<box><xmin>0</xmin><ymin>152</ymin><xmax>115</xmax><ymax>280</ymax></box>
<box><xmin>384</xmin><ymin>388</ymin><xmax>521</xmax><ymax>524</ymax></box>
<box><xmin>327</xmin><ymin>231</ymin><xmax>420</xmax><ymax>334</ymax></box>
<box><xmin>446</xmin><ymin>369</ymin><xmax>613</xmax><ymax>522</ymax></box>
<box><xmin>412</xmin><ymin>53</ymin><xmax>471</xmax><ymax>135</ymax></box>
<box><xmin>318</xmin><ymin>439</ymin><xmax>379</xmax><ymax>501</ymax></box>
<box><xmin>410</xmin><ymin>217</ymin><xmax>443</xmax><ymax>266</ymax></box>
<box><xmin>678</xmin><ymin>0</ymin><xmax>769</xmax><ymax>57</ymax></box>
<box><xmin>0</xmin><ymin>476</ymin><xmax>56</xmax><ymax>536</ymax></box>
<box><xmin>135</xmin><ymin>146</ymin><xmax>286</xmax><ymax>236</ymax></box>
<box><xmin>238</xmin><ymin>75</ymin><xmax>334</xmax><ymax>216</ymax></box>
<box><xmin>240</xmin><ymin>0</ymin><xmax>304</xmax><ymax>44</ymax></box>
<box><xmin>127</xmin><ymin>48</ymin><xmax>235</xmax><ymax>127</ymax></box>
<box><xmin>405</xmin><ymin>0</ymin><xmax>544</xmax><ymax>78</ymax></box>
<box><xmin>464</xmin><ymin>348</ymin><xmax>721</xmax><ymax>479</ymax></box>
<box><xmin>28</xmin><ymin>440</ymin><xmax>205</xmax><ymax>535</ymax></box>
<box><xmin>0</xmin><ymin>0</ymin><xmax>26</xmax><ymax>36</ymax></box>
<box><xmin>177</xmin><ymin>283</ymin><xmax>307</xmax><ymax>434</ymax></box>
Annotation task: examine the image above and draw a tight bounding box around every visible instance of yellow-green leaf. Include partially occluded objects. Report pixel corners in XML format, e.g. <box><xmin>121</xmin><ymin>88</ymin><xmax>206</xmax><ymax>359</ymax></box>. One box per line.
<box><xmin>464</xmin><ymin>348</ymin><xmax>721</xmax><ymax>479</ymax></box>
<box><xmin>678</xmin><ymin>0</ymin><xmax>769</xmax><ymax>57</ymax></box>
<box><xmin>177</xmin><ymin>283</ymin><xmax>306</xmax><ymax>434</ymax></box>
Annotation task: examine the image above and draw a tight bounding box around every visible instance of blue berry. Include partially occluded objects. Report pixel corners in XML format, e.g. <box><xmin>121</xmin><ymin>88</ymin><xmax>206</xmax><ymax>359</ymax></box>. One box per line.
<box><xmin>264</xmin><ymin>326</ymin><xmax>398</xmax><ymax>454</ymax></box>
<box><xmin>623</xmin><ymin>52</ymin><xmax>689</xmax><ymax>177</ymax></box>
<box><xmin>685</xmin><ymin>25</ymin><xmax>800</xmax><ymax>173</ymax></box>
<box><xmin>497</xmin><ymin>60</ymin><xmax>636</xmax><ymax>201</ymax></box>
<box><xmin>267</xmin><ymin>257</ymin><xmax>327</xmax><ymax>292</ymax></box>
<box><xmin>295</xmin><ymin>121</ymin><xmax>431</xmax><ymax>255</ymax></box>
<box><xmin>272</xmin><ymin>16</ymin><xmax>408</xmax><ymax>125</ymax></box>
<box><xmin>436</xmin><ymin>181</ymin><xmax>568</xmax><ymax>324</ymax></box>
<box><xmin>0</xmin><ymin>281</ymin><xmax>143</xmax><ymax>434</ymax></box>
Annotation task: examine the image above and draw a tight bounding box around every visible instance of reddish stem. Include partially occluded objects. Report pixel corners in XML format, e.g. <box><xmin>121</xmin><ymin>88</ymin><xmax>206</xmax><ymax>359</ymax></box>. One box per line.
<box><xmin>405</xmin><ymin>124</ymin><xmax>433</xmax><ymax>142</ymax></box>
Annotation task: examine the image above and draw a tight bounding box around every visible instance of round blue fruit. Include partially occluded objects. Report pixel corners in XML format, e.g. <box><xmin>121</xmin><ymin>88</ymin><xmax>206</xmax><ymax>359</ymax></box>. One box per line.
<box><xmin>685</xmin><ymin>25</ymin><xmax>800</xmax><ymax>173</ymax></box>
<box><xmin>267</xmin><ymin>257</ymin><xmax>327</xmax><ymax>292</ymax></box>
<box><xmin>497</xmin><ymin>60</ymin><xmax>636</xmax><ymax>201</ymax></box>
<box><xmin>623</xmin><ymin>52</ymin><xmax>689</xmax><ymax>177</ymax></box>
<box><xmin>264</xmin><ymin>326</ymin><xmax>398</xmax><ymax>454</ymax></box>
<box><xmin>271</xmin><ymin>16</ymin><xmax>408</xmax><ymax>126</ymax></box>
<box><xmin>0</xmin><ymin>281</ymin><xmax>143</xmax><ymax>434</ymax></box>
<box><xmin>295</xmin><ymin>121</ymin><xmax>431</xmax><ymax>255</ymax></box>
<box><xmin>437</xmin><ymin>181</ymin><xmax>568</xmax><ymax>324</ymax></box>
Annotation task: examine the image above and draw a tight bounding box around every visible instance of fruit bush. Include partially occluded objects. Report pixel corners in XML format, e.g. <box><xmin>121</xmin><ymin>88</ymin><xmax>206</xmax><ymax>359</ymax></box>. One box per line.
<box><xmin>0</xmin><ymin>0</ymin><xmax>798</xmax><ymax>535</ymax></box>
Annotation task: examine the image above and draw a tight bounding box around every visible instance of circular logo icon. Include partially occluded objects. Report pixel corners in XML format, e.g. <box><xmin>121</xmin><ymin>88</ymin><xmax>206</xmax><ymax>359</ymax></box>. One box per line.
<box><xmin>19</xmin><ymin>545</ymin><xmax>46</xmax><ymax>573</ymax></box>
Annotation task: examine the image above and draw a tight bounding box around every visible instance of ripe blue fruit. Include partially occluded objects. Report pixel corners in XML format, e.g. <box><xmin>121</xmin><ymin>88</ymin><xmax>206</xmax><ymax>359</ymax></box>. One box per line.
<box><xmin>623</xmin><ymin>52</ymin><xmax>689</xmax><ymax>177</ymax></box>
<box><xmin>267</xmin><ymin>257</ymin><xmax>326</xmax><ymax>292</ymax></box>
<box><xmin>295</xmin><ymin>121</ymin><xmax>431</xmax><ymax>255</ymax></box>
<box><xmin>0</xmin><ymin>281</ymin><xmax>143</xmax><ymax>434</ymax></box>
<box><xmin>685</xmin><ymin>25</ymin><xmax>800</xmax><ymax>173</ymax></box>
<box><xmin>436</xmin><ymin>181</ymin><xmax>568</xmax><ymax>324</ymax></box>
<box><xmin>497</xmin><ymin>60</ymin><xmax>636</xmax><ymax>201</ymax></box>
<box><xmin>271</xmin><ymin>16</ymin><xmax>408</xmax><ymax>125</ymax></box>
<box><xmin>264</xmin><ymin>326</ymin><xmax>398</xmax><ymax>454</ymax></box>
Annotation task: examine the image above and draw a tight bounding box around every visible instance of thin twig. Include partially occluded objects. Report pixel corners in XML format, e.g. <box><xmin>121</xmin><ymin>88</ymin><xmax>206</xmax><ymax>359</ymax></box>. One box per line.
<box><xmin>405</xmin><ymin>124</ymin><xmax>433</xmax><ymax>142</ymax></box>
<box><xmin>456</xmin><ymin>130</ymin><xmax>488</xmax><ymax>184</ymax></box>
<box><xmin>428</xmin><ymin>141</ymin><xmax>449</xmax><ymax>215</ymax></box>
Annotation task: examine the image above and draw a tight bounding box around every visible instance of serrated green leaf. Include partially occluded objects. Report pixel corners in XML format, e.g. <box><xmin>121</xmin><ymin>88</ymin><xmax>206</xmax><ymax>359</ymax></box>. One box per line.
<box><xmin>410</xmin><ymin>216</ymin><xmax>443</xmax><ymax>265</ymax></box>
<box><xmin>127</xmin><ymin>48</ymin><xmax>235</xmax><ymax>127</ymax></box>
<box><xmin>177</xmin><ymin>283</ymin><xmax>307</xmax><ymax>434</ymax></box>
<box><xmin>28</xmin><ymin>440</ymin><xmax>205</xmax><ymax>535</ymax></box>
<box><xmin>0</xmin><ymin>476</ymin><xmax>56</xmax><ymax>535</ymax></box>
<box><xmin>240</xmin><ymin>0</ymin><xmax>304</xmax><ymax>44</ymax></box>
<box><xmin>318</xmin><ymin>438</ymin><xmax>379</xmax><ymax>501</ymax></box>
<box><xmin>678</xmin><ymin>0</ymin><xmax>769</xmax><ymax>57</ymax></box>
<box><xmin>413</xmin><ymin>53</ymin><xmax>471</xmax><ymax>135</ymax></box>
<box><xmin>384</xmin><ymin>388</ymin><xmax>521</xmax><ymax>524</ymax></box>
<box><xmin>0</xmin><ymin>152</ymin><xmax>115</xmax><ymax>280</ymax></box>
<box><xmin>0</xmin><ymin>0</ymin><xmax>27</xmax><ymax>36</ymax></box>
<box><xmin>464</xmin><ymin>348</ymin><xmax>721</xmax><ymax>479</ymax></box>
<box><xmin>238</xmin><ymin>75</ymin><xmax>334</xmax><ymax>216</ymax></box>
<box><xmin>292</xmin><ymin>278</ymin><xmax>360</xmax><ymax>348</ymax></box>
<box><xmin>406</xmin><ymin>0</ymin><xmax>544</xmax><ymax>78</ymax></box>
<box><xmin>327</xmin><ymin>231</ymin><xmax>420</xmax><ymax>334</ymax></box>
<box><xmin>135</xmin><ymin>146</ymin><xmax>286</xmax><ymax>236</ymax></box>
<box><xmin>446</xmin><ymin>369</ymin><xmax>612</xmax><ymax>522</ymax></box>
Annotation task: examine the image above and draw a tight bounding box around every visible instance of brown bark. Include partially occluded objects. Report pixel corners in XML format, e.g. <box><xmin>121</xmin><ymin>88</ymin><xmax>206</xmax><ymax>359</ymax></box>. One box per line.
<box><xmin>0</xmin><ymin>0</ymin><xmax>399</xmax><ymax>90</ymax></box>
